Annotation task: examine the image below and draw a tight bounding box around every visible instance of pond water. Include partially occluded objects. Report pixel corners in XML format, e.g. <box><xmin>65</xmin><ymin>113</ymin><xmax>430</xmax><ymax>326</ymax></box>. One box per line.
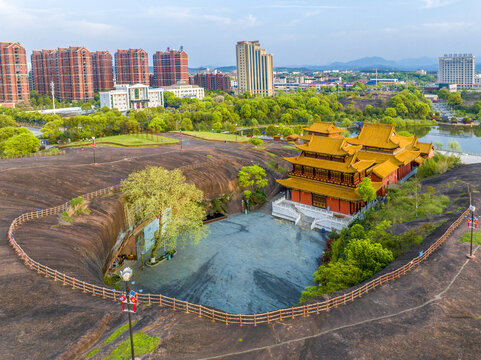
<box><xmin>416</xmin><ymin>125</ymin><xmax>481</xmax><ymax>155</ymax></box>
<box><xmin>129</xmin><ymin>212</ymin><xmax>326</xmax><ymax>314</ymax></box>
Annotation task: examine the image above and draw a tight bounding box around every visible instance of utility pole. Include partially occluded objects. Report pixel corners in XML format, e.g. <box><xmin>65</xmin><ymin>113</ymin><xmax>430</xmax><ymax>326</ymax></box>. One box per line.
<box><xmin>468</xmin><ymin>204</ymin><xmax>476</xmax><ymax>260</ymax></box>
<box><xmin>50</xmin><ymin>81</ymin><xmax>55</xmax><ymax>113</ymax></box>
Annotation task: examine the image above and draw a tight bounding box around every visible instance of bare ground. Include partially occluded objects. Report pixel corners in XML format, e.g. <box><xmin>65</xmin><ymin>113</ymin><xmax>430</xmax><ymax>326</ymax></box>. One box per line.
<box><xmin>1</xmin><ymin>135</ymin><xmax>481</xmax><ymax>360</ymax></box>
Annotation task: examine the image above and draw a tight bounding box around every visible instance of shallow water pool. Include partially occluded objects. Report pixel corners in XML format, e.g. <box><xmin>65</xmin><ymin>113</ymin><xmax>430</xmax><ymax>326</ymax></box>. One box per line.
<box><xmin>130</xmin><ymin>212</ymin><xmax>326</xmax><ymax>314</ymax></box>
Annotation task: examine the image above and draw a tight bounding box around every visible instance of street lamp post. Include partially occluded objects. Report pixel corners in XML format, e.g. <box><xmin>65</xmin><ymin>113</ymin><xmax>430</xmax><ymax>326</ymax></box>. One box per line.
<box><xmin>235</xmin><ymin>123</ymin><xmax>238</xmax><ymax>143</ymax></box>
<box><xmin>120</xmin><ymin>267</ymin><xmax>135</xmax><ymax>360</ymax></box>
<box><xmin>468</xmin><ymin>205</ymin><xmax>476</xmax><ymax>259</ymax></box>
<box><xmin>92</xmin><ymin>136</ymin><xmax>96</xmax><ymax>165</ymax></box>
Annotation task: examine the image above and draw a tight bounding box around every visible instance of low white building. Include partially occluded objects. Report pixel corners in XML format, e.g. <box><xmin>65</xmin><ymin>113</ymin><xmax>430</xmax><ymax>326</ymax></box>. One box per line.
<box><xmin>100</xmin><ymin>84</ymin><xmax>164</xmax><ymax>111</ymax></box>
<box><xmin>163</xmin><ymin>82</ymin><xmax>204</xmax><ymax>99</ymax></box>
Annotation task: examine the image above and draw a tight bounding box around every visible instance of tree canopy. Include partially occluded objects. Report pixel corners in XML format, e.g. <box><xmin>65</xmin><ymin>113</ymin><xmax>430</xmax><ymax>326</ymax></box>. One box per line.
<box><xmin>357</xmin><ymin>177</ymin><xmax>377</xmax><ymax>202</ymax></box>
<box><xmin>121</xmin><ymin>166</ymin><xmax>207</xmax><ymax>258</ymax></box>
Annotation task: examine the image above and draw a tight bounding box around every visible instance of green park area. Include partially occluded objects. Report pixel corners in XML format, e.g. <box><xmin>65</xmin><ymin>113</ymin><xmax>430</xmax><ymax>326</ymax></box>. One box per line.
<box><xmin>62</xmin><ymin>134</ymin><xmax>178</xmax><ymax>148</ymax></box>
<box><xmin>458</xmin><ymin>231</ymin><xmax>481</xmax><ymax>245</ymax></box>
<box><xmin>181</xmin><ymin>131</ymin><xmax>249</xmax><ymax>143</ymax></box>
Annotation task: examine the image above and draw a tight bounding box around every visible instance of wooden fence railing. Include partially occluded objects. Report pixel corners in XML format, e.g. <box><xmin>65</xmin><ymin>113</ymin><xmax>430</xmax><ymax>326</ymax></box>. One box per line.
<box><xmin>7</xmin><ymin>185</ymin><xmax>469</xmax><ymax>326</ymax></box>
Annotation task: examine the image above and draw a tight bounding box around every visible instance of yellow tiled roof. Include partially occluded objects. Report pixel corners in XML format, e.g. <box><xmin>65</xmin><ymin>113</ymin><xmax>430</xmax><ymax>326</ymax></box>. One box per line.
<box><xmin>414</xmin><ymin>156</ymin><xmax>424</xmax><ymax>165</ymax></box>
<box><xmin>372</xmin><ymin>160</ymin><xmax>398</xmax><ymax>178</ymax></box>
<box><xmin>296</xmin><ymin>136</ymin><xmax>361</xmax><ymax>156</ymax></box>
<box><xmin>355</xmin><ymin>150</ymin><xmax>404</xmax><ymax>166</ymax></box>
<box><xmin>284</xmin><ymin>154</ymin><xmax>375</xmax><ymax>173</ymax></box>
<box><xmin>277</xmin><ymin>177</ymin><xmax>361</xmax><ymax>201</ymax></box>
<box><xmin>394</xmin><ymin>150</ymin><xmax>421</xmax><ymax>165</ymax></box>
<box><xmin>277</xmin><ymin>177</ymin><xmax>383</xmax><ymax>202</ymax></box>
<box><xmin>347</xmin><ymin>123</ymin><xmax>412</xmax><ymax>150</ymax></box>
<box><xmin>303</xmin><ymin>122</ymin><xmax>345</xmax><ymax>134</ymax></box>
<box><xmin>414</xmin><ymin>140</ymin><xmax>434</xmax><ymax>155</ymax></box>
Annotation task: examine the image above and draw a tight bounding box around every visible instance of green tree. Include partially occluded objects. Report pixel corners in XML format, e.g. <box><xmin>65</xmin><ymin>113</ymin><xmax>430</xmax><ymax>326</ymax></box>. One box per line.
<box><xmin>447</xmin><ymin>92</ymin><xmax>463</xmax><ymax>106</ymax></box>
<box><xmin>249</xmin><ymin>137</ymin><xmax>263</xmax><ymax>147</ymax></box>
<box><xmin>0</xmin><ymin>114</ymin><xmax>17</xmax><ymax>128</ymax></box>
<box><xmin>253</xmin><ymin>128</ymin><xmax>261</xmax><ymax>136</ymax></box>
<box><xmin>266</xmin><ymin>124</ymin><xmax>277</xmax><ymax>137</ymax></box>
<box><xmin>41</xmin><ymin>119</ymin><xmax>63</xmax><ymax>143</ymax></box>
<box><xmin>121</xmin><ymin>166</ymin><xmax>207</xmax><ymax>259</ymax></box>
<box><xmin>148</xmin><ymin>117</ymin><xmax>166</xmax><ymax>132</ymax></box>
<box><xmin>384</xmin><ymin>107</ymin><xmax>397</xmax><ymax>117</ymax></box>
<box><xmin>357</xmin><ymin>177</ymin><xmax>377</xmax><ymax>202</ymax></box>
<box><xmin>2</xmin><ymin>132</ymin><xmax>40</xmax><ymax>156</ymax></box>
<box><xmin>238</xmin><ymin>165</ymin><xmax>268</xmax><ymax>190</ymax></box>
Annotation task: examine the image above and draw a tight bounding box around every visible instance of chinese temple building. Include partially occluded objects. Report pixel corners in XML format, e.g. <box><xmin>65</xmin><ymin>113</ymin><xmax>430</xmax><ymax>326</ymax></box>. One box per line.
<box><xmin>273</xmin><ymin>122</ymin><xmax>434</xmax><ymax>231</ymax></box>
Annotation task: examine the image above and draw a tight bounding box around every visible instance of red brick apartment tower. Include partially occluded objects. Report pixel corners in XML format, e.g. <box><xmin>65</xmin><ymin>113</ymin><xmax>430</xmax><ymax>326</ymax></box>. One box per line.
<box><xmin>194</xmin><ymin>72</ymin><xmax>231</xmax><ymax>91</ymax></box>
<box><xmin>114</xmin><ymin>49</ymin><xmax>149</xmax><ymax>86</ymax></box>
<box><xmin>152</xmin><ymin>47</ymin><xmax>188</xmax><ymax>87</ymax></box>
<box><xmin>91</xmin><ymin>51</ymin><xmax>113</xmax><ymax>92</ymax></box>
<box><xmin>56</xmin><ymin>47</ymin><xmax>94</xmax><ymax>101</ymax></box>
<box><xmin>0</xmin><ymin>42</ymin><xmax>29</xmax><ymax>102</ymax></box>
<box><xmin>31</xmin><ymin>49</ymin><xmax>57</xmax><ymax>95</ymax></box>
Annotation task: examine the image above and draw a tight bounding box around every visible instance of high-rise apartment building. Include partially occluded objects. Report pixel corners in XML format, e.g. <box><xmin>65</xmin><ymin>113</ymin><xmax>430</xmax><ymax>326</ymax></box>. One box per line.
<box><xmin>31</xmin><ymin>49</ymin><xmax>57</xmax><ymax>95</ymax></box>
<box><xmin>438</xmin><ymin>54</ymin><xmax>475</xmax><ymax>88</ymax></box>
<box><xmin>56</xmin><ymin>47</ymin><xmax>94</xmax><ymax>101</ymax></box>
<box><xmin>115</xmin><ymin>49</ymin><xmax>149</xmax><ymax>86</ymax></box>
<box><xmin>0</xmin><ymin>42</ymin><xmax>29</xmax><ymax>102</ymax></box>
<box><xmin>91</xmin><ymin>51</ymin><xmax>114</xmax><ymax>92</ymax></box>
<box><xmin>152</xmin><ymin>47</ymin><xmax>188</xmax><ymax>87</ymax></box>
<box><xmin>236</xmin><ymin>41</ymin><xmax>273</xmax><ymax>96</ymax></box>
<box><xmin>193</xmin><ymin>70</ymin><xmax>231</xmax><ymax>91</ymax></box>
<box><xmin>32</xmin><ymin>46</ymin><xmax>100</xmax><ymax>101</ymax></box>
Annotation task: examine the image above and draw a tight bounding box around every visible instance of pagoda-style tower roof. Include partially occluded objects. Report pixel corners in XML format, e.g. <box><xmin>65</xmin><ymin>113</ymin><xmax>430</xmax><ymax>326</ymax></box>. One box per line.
<box><xmin>347</xmin><ymin>123</ymin><xmax>415</xmax><ymax>150</ymax></box>
<box><xmin>303</xmin><ymin>122</ymin><xmax>345</xmax><ymax>137</ymax></box>
<box><xmin>296</xmin><ymin>136</ymin><xmax>361</xmax><ymax>156</ymax></box>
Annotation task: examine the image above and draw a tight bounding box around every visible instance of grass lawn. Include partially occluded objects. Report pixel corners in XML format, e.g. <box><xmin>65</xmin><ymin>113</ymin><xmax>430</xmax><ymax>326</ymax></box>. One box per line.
<box><xmin>104</xmin><ymin>321</ymin><xmax>138</xmax><ymax>345</ymax></box>
<box><xmin>105</xmin><ymin>332</ymin><xmax>160</xmax><ymax>360</ymax></box>
<box><xmin>181</xmin><ymin>131</ymin><xmax>249</xmax><ymax>143</ymax></box>
<box><xmin>283</xmin><ymin>145</ymin><xmax>301</xmax><ymax>151</ymax></box>
<box><xmin>63</xmin><ymin>134</ymin><xmax>178</xmax><ymax>148</ymax></box>
<box><xmin>458</xmin><ymin>231</ymin><xmax>481</xmax><ymax>245</ymax></box>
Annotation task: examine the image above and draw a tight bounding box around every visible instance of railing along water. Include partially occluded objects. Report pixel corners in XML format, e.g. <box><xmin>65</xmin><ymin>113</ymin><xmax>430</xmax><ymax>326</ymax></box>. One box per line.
<box><xmin>7</xmin><ymin>183</ymin><xmax>469</xmax><ymax>326</ymax></box>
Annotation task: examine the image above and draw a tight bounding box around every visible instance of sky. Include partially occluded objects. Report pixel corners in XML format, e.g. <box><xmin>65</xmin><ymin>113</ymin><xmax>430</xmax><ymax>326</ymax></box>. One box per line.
<box><xmin>1</xmin><ymin>0</ymin><xmax>480</xmax><ymax>67</ymax></box>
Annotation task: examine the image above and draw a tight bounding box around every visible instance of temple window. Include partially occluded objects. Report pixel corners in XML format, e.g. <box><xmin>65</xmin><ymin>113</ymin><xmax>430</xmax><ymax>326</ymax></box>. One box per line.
<box><xmin>294</xmin><ymin>165</ymin><xmax>302</xmax><ymax>174</ymax></box>
<box><xmin>304</xmin><ymin>166</ymin><xmax>314</xmax><ymax>176</ymax></box>
<box><xmin>331</xmin><ymin>171</ymin><xmax>341</xmax><ymax>181</ymax></box>
<box><xmin>312</xmin><ymin>194</ymin><xmax>327</xmax><ymax>208</ymax></box>
<box><xmin>304</xmin><ymin>152</ymin><xmax>316</xmax><ymax>158</ymax></box>
<box><xmin>344</xmin><ymin>173</ymin><xmax>353</xmax><ymax>184</ymax></box>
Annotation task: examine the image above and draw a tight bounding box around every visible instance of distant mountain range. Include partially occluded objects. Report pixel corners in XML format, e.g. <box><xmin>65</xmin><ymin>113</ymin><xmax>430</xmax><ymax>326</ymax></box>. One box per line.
<box><xmin>172</xmin><ymin>56</ymin><xmax>481</xmax><ymax>74</ymax></box>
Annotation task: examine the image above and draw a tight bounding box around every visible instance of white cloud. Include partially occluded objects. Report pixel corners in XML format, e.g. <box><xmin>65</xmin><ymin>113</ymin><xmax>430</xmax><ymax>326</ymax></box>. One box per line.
<box><xmin>419</xmin><ymin>0</ymin><xmax>455</xmax><ymax>9</ymax></box>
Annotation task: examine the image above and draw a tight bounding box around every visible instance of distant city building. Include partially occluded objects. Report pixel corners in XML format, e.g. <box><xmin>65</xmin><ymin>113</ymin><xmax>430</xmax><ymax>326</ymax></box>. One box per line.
<box><xmin>193</xmin><ymin>69</ymin><xmax>231</xmax><ymax>91</ymax></box>
<box><xmin>0</xmin><ymin>42</ymin><xmax>29</xmax><ymax>102</ymax></box>
<box><xmin>416</xmin><ymin>69</ymin><xmax>427</xmax><ymax>75</ymax></box>
<box><xmin>163</xmin><ymin>82</ymin><xmax>204</xmax><ymax>99</ymax></box>
<box><xmin>236</xmin><ymin>41</ymin><xmax>273</xmax><ymax>96</ymax></box>
<box><xmin>115</xmin><ymin>49</ymin><xmax>149</xmax><ymax>86</ymax></box>
<box><xmin>91</xmin><ymin>51</ymin><xmax>114</xmax><ymax>92</ymax></box>
<box><xmin>99</xmin><ymin>84</ymin><xmax>163</xmax><ymax>111</ymax></box>
<box><xmin>438</xmin><ymin>54</ymin><xmax>475</xmax><ymax>88</ymax></box>
<box><xmin>152</xmin><ymin>47</ymin><xmax>188</xmax><ymax>87</ymax></box>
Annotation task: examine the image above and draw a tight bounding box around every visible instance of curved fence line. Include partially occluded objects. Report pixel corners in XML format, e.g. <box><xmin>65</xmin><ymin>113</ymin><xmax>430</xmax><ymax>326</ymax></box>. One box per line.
<box><xmin>7</xmin><ymin>184</ymin><xmax>469</xmax><ymax>326</ymax></box>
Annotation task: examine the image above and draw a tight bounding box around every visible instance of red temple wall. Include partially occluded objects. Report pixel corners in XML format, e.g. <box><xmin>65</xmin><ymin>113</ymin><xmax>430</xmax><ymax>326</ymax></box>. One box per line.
<box><xmin>291</xmin><ymin>190</ymin><xmax>300</xmax><ymax>202</ymax></box>
<box><xmin>300</xmin><ymin>191</ymin><xmax>312</xmax><ymax>205</ymax></box>
<box><xmin>339</xmin><ymin>200</ymin><xmax>351</xmax><ymax>215</ymax></box>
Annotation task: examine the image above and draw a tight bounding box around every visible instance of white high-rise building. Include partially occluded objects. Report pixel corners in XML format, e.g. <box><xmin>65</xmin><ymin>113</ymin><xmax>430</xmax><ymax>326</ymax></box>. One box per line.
<box><xmin>438</xmin><ymin>54</ymin><xmax>475</xmax><ymax>88</ymax></box>
<box><xmin>236</xmin><ymin>41</ymin><xmax>274</xmax><ymax>97</ymax></box>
